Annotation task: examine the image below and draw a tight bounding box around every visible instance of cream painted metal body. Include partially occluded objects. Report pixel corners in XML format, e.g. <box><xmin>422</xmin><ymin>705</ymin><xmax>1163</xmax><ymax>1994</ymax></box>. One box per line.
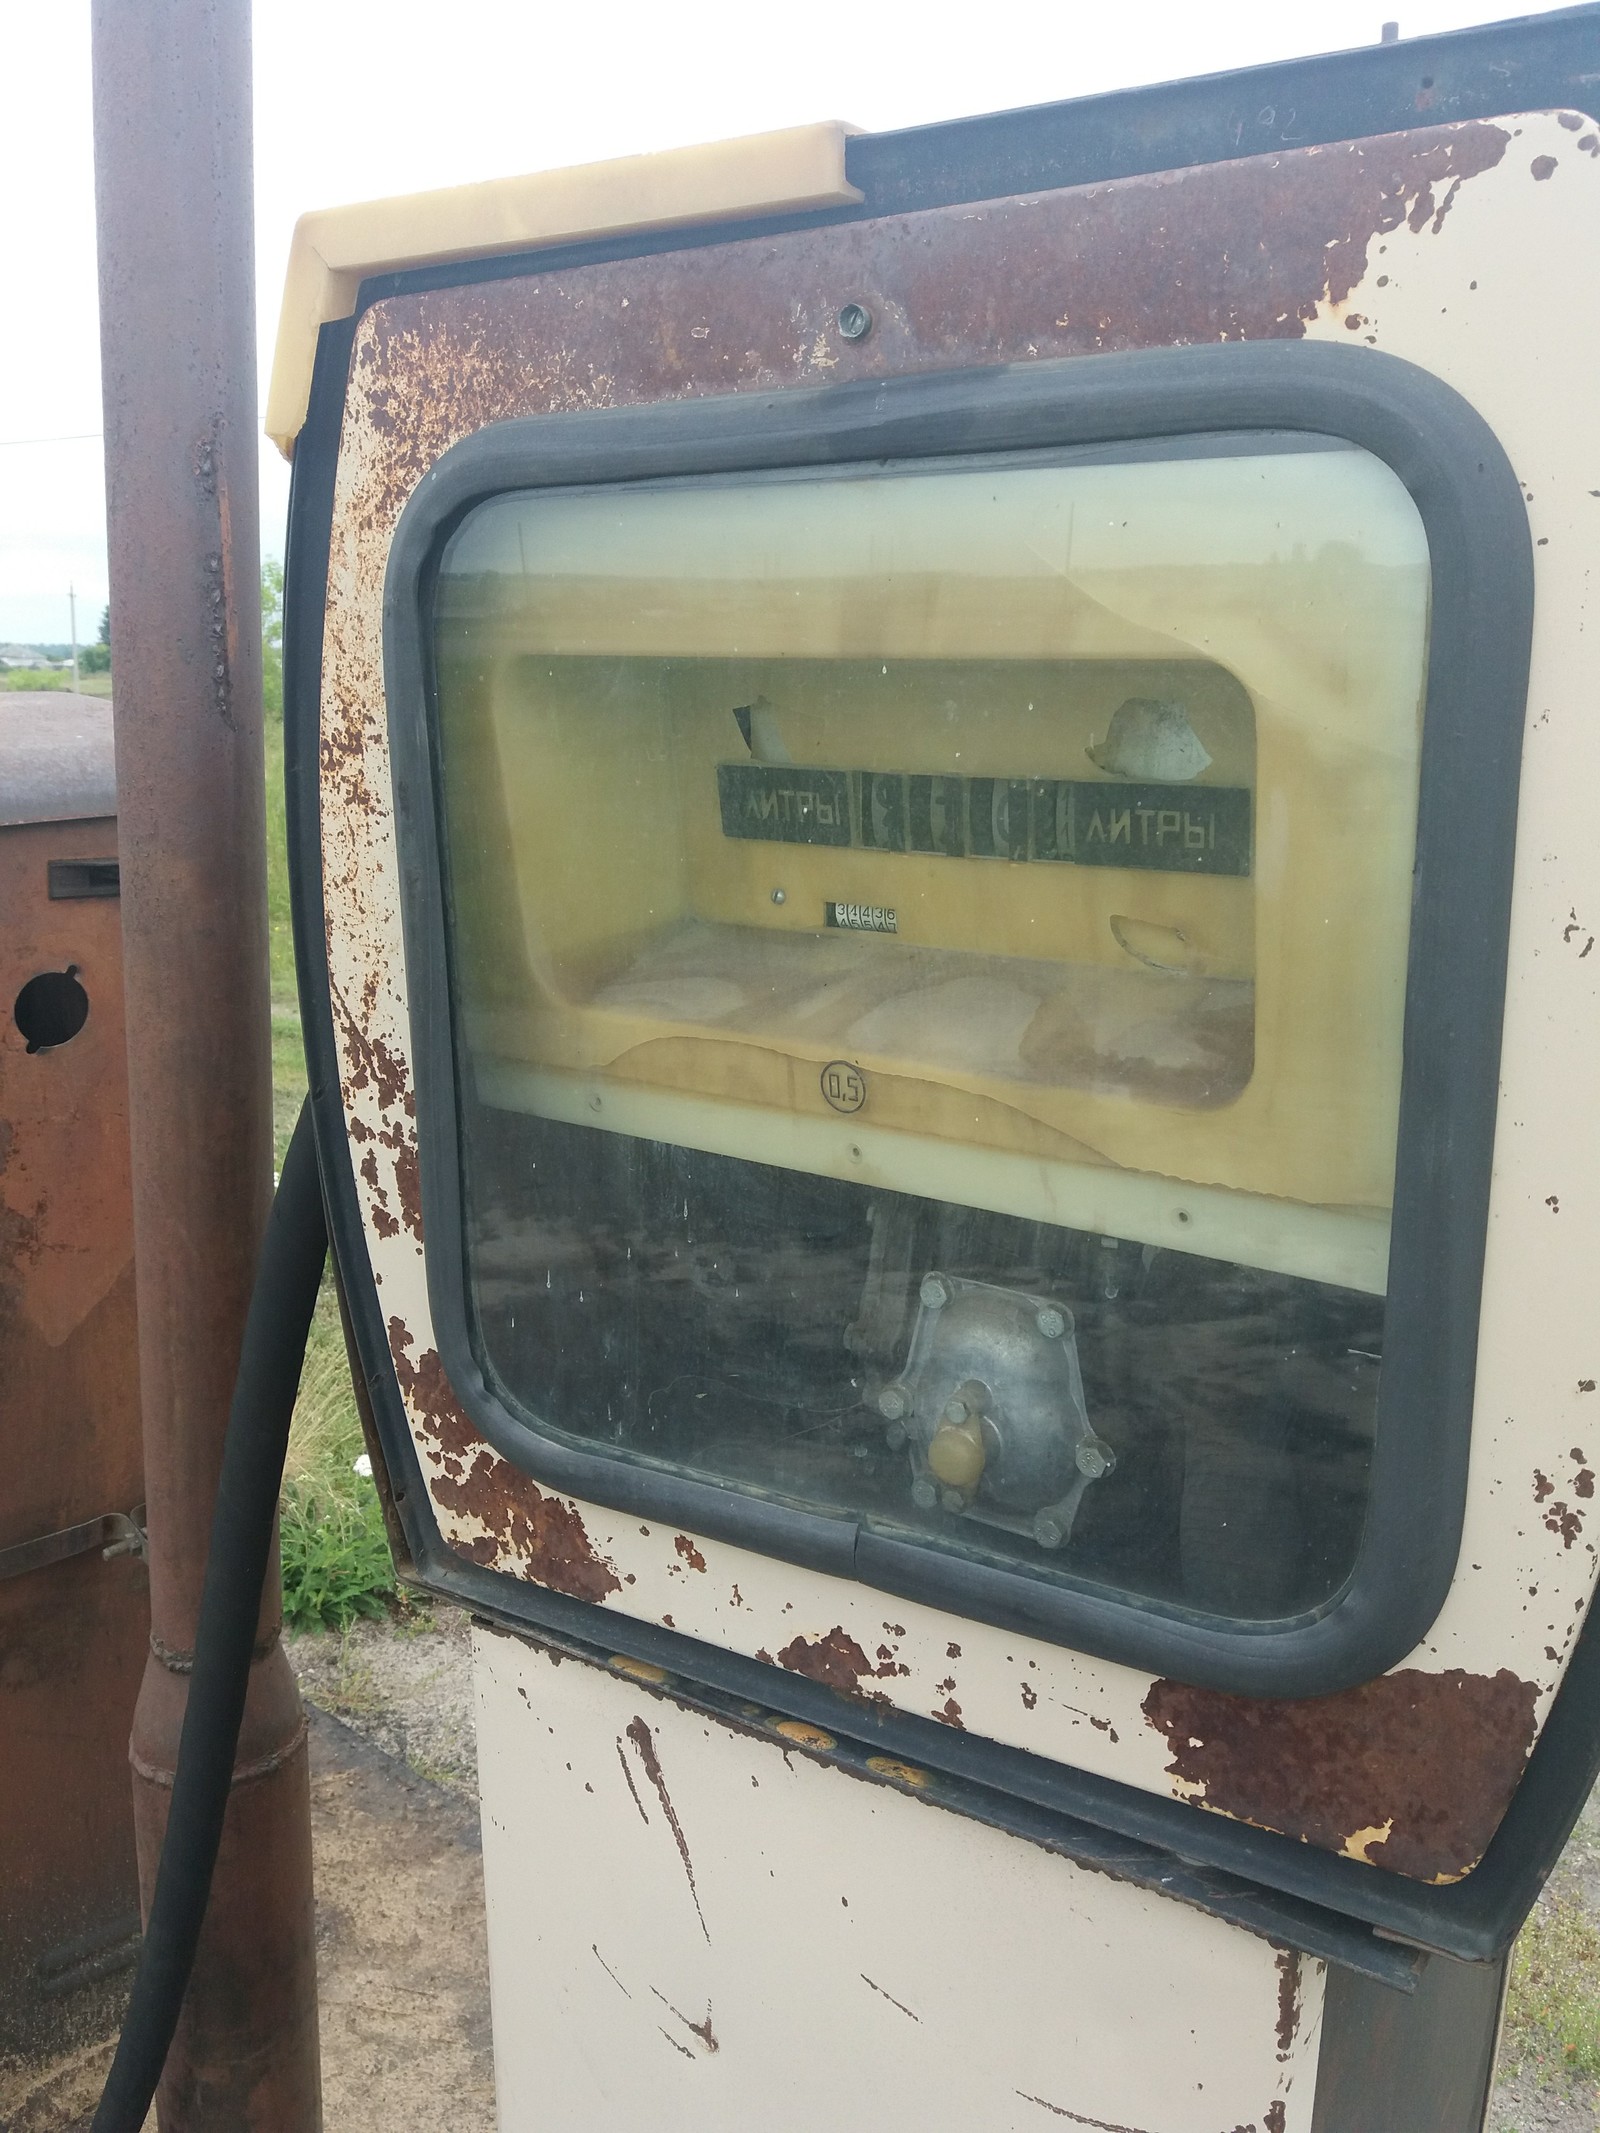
<box><xmin>311</xmin><ymin>107</ymin><xmax>1600</xmax><ymax>1861</ymax></box>
<box><xmin>475</xmin><ymin>1626</ymin><xmax>1323</xmax><ymax>2132</ymax></box>
<box><xmin>285</xmin><ymin>78</ymin><xmax>1600</xmax><ymax>2133</ymax></box>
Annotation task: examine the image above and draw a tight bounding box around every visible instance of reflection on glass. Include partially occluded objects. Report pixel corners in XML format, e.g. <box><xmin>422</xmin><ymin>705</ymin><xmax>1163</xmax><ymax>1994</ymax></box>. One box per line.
<box><xmin>430</xmin><ymin>440</ymin><xmax>1428</xmax><ymax>1623</ymax></box>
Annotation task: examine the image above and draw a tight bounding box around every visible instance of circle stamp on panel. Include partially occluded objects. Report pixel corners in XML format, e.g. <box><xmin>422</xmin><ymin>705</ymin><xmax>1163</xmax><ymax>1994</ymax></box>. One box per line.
<box><xmin>821</xmin><ymin>1060</ymin><xmax>867</xmax><ymax>1114</ymax></box>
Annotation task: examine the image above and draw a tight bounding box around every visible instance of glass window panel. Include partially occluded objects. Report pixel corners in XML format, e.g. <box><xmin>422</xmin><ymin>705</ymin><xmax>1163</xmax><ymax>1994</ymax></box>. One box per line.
<box><xmin>430</xmin><ymin>441</ymin><xmax>1428</xmax><ymax>1623</ymax></box>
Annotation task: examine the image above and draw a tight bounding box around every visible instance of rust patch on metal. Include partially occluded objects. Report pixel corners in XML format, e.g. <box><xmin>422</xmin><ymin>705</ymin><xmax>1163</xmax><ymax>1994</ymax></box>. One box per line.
<box><xmin>1142</xmin><ymin>1667</ymin><xmax>1540</xmax><ymax>1881</ymax></box>
<box><xmin>777</xmin><ymin>1625</ymin><xmax>875</xmax><ymax>1691</ymax></box>
<box><xmin>1534</xmin><ymin>1468</ymin><xmax>1556</xmax><ymax>1503</ymax></box>
<box><xmin>935</xmin><ymin>1697</ymin><xmax>966</xmax><ymax>1729</ymax></box>
<box><xmin>388</xmin><ymin>1318</ymin><xmax>621</xmax><ymax>1603</ymax></box>
<box><xmin>1543</xmin><ymin>1499</ymin><xmax>1586</xmax><ymax>1550</ymax></box>
<box><xmin>339</xmin><ymin>119</ymin><xmax>1513</xmax><ymax>556</ymax></box>
<box><xmin>672</xmin><ymin>1533</ymin><xmax>707</xmax><ymax>1572</ymax></box>
<box><xmin>1264</xmin><ymin>2106</ymin><xmax>1287</xmax><ymax>2133</ymax></box>
<box><xmin>625</xmin><ymin>1716</ymin><xmax>709</xmax><ymax>1942</ymax></box>
<box><xmin>775</xmin><ymin>1625</ymin><xmax>909</xmax><ymax>1699</ymax></box>
<box><xmin>1274</xmin><ymin>1949</ymin><xmax>1302</xmax><ymax>2059</ymax></box>
<box><xmin>1531</xmin><ymin>154</ymin><xmax>1559</xmax><ymax>180</ymax></box>
<box><xmin>384</xmin><ymin>1129</ymin><xmax>422</xmax><ymax>1243</ymax></box>
<box><xmin>330</xmin><ymin>974</ymin><xmax>413</xmax><ymax>1118</ymax></box>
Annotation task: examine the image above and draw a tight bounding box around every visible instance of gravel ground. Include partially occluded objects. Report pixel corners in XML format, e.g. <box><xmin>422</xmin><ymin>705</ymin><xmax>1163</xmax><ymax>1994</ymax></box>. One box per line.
<box><xmin>286</xmin><ymin>1602</ymin><xmax>479</xmax><ymax>1797</ymax></box>
<box><xmin>1489</xmin><ymin>1780</ymin><xmax>1600</xmax><ymax>2133</ymax></box>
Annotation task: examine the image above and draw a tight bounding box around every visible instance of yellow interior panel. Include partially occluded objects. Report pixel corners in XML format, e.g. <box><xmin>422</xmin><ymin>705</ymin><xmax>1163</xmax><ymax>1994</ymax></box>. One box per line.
<box><xmin>433</xmin><ymin>444</ymin><xmax>1429</xmax><ymax>1288</ymax></box>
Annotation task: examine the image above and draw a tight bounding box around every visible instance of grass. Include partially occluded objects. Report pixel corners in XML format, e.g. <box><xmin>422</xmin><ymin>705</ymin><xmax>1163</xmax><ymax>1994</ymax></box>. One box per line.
<box><xmin>0</xmin><ymin>667</ymin><xmax>72</xmax><ymax>689</ymax></box>
<box><xmin>1501</xmin><ymin>1890</ymin><xmax>1600</xmax><ymax>2084</ymax></box>
<box><xmin>263</xmin><ymin>660</ymin><xmax>398</xmax><ymax>1637</ymax></box>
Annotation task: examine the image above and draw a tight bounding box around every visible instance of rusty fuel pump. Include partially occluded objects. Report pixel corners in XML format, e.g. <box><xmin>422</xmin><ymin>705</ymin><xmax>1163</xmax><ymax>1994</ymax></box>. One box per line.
<box><xmin>72</xmin><ymin>7</ymin><xmax>1600</xmax><ymax>2132</ymax></box>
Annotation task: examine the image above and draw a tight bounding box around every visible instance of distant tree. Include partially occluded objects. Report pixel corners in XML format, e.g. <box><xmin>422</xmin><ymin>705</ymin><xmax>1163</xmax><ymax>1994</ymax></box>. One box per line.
<box><xmin>262</xmin><ymin>557</ymin><xmax>284</xmax><ymax>717</ymax></box>
<box><xmin>97</xmin><ymin>604</ymin><xmax>110</xmax><ymax>647</ymax></box>
<box><xmin>80</xmin><ymin>643</ymin><xmax>110</xmax><ymax>674</ymax></box>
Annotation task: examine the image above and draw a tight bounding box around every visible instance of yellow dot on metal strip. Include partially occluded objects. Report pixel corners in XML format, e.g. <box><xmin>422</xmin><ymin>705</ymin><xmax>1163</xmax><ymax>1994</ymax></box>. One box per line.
<box><xmin>774</xmin><ymin>1720</ymin><xmax>837</xmax><ymax>1752</ymax></box>
<box><xmin>608</xmin><ymin>1655</ymin><xmax>671</xmax><ymax>1685</ymax></box>
<box><xmin>866</xmin><ymin>1755</ymin><xmax>932</xmax><ymax>1788</ymax></box>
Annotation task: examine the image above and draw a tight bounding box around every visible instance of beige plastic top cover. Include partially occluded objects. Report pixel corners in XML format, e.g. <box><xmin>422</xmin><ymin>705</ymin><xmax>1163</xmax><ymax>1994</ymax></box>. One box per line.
<box><xmin>265</xmin><ymin>124</ymin><xmax>862</xmax><ymax>458</ymax></box>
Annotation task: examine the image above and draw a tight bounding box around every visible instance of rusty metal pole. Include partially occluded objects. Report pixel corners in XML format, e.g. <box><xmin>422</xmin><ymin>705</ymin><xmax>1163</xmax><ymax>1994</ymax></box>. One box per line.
<box><xmin>91</xmin><ymin>1</ymin><xmax>322</xmax><ymax>2124</ymax></box>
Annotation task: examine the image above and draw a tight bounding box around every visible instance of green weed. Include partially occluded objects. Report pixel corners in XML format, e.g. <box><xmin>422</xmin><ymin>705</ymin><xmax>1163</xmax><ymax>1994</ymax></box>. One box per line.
<box><xmin>280</xmin><ymin>1481</ymin><xmax>393</xmax><ymax>1636</ymax></box>
<box><xmin>279</xmin><ymin>1274</ymin><xmax>395</xmax><ymax>1634</ymax></box>
<box><xmin>1502</xmin><ymin>1890</ymin><xmax>1600</xmax><ymax>2080</ymax></box>
<box><xmin>260</xmin><ymin>561</ymin><xmax>398</xmax><ymax>1639</ymax></box>
<box><xmin>0</xmin><ymin>667</ymin><xmax>70</xmax><ymax>690</ymax></box>
<box><xmin>263</xmin><ymin>707</ymin><xmax>297</xmax><ymax>1011</ymax></box>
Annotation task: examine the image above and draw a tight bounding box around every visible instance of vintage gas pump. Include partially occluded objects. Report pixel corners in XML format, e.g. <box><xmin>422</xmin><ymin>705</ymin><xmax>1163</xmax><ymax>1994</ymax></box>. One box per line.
<box><xmin>270</xmin><ymin>10</ymin><xmax>1600</xmax><ymax>2126</ymax></box>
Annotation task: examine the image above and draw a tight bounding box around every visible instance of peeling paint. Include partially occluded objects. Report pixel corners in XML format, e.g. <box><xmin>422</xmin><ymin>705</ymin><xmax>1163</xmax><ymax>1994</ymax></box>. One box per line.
<box><xmin>1273</xmin><ymin>1949</ymin><xmax>1302</xmax><ymax>2060</ymax></box>
<box><xmin>625</xmin><ymin>1716</ymin><xmax>709</xmax><ymax>1941</ymax></box>
<box><xmin>388</xmin><ymin>1319</ymin><xmax>621</xmax><ymax>1603</ymax></box>
<box><xmin>1143</xmin><ymin>1667</ymin><xmax>1540</xmax><ymax>1880</ymax></box>
<box><xmin>775</xmin><ymin>1625</ymin><xmax>907</xmax><ymax>1700</ymax></box>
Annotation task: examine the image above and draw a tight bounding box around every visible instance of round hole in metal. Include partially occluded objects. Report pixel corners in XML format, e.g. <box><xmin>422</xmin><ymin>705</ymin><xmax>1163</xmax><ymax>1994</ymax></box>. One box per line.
<box><xmin>14</xmin><ymin>966</ymin><xmax>89</xmax><ymax>1053</ymax></box>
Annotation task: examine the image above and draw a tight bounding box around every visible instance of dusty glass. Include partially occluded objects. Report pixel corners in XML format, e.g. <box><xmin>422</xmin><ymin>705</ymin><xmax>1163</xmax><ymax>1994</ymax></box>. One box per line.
<box><xmin>430</xmin><ymin>440</ymin><xmax>1429</xmax><ymax>1622</ymax></box>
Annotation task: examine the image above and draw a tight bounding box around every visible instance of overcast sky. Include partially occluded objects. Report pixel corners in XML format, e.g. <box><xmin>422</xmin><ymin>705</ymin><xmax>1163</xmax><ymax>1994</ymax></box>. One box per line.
<box><xmin>0</xmin><ymin>0</ymin><xmax>1577</xmax><ymax>644</ymax></box>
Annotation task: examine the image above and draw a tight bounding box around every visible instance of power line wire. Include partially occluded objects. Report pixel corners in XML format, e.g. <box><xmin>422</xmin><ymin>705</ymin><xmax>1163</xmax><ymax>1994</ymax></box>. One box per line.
<box><xmin>0</xmin><ymin>430</ymin><xmax>103</xmax><ymax>447</ymax></box>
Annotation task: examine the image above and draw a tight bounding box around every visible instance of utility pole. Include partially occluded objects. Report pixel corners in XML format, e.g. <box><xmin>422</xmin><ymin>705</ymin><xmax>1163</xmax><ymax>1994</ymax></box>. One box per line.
<box><xmin>68</xmin><ymin>584</ymin><xmax>79</xmax><ymax>693</ymax></box>
<box><xmin>90</xmin><ymin>1</ymin><xmax>321</xmax><ymax>2123</ymax></box>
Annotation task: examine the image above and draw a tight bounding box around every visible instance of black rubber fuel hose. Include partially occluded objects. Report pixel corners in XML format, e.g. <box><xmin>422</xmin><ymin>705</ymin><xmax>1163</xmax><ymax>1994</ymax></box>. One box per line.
<box><xmin>93</xmin><ymin>1097</ymin><xmax>328</xmax><ymax>2133</ymax></box>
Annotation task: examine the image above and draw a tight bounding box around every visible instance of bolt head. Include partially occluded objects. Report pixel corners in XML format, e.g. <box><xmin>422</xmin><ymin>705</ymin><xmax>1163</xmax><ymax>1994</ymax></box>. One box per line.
<box><xmin>837</xmin><ymin>301</ymin><xmax>872</xmax><ymax>340</ymax></box>
<box><xmin>1033</xmin><ymin>1512</ymin><xmax>1067</xmax><ymax>1550</ymax></box>
<box><xmin>771</xmin><ymin>887</ymin><xmax>786</xmax><ymax>905</ymax></box>
<box><xmin>911</xmin><ymin>1476</ymin><xmax>938</xmax><ymax>1511</ymax></box>
<box><xmin>939</xmin><ymin>1487</ymin><xmax>967</xmax><ymax>1515</ymax></box>
<box><xmin>1075</xmin><ymin>1440</ymin><xmax>1111</xmax><ymax>1479</ymax></box>
<box><xmin>919</xmin><ymin>1273</ymin><xmax>950</xmax><ymax>1310</ymax></box>
<box><xmin>877</xmin><ymin>1384</ymin><xmax>909</xmax><ymax>1422</ymax></box>
<box><xmin>942</xmin><ymin>1396</ymin><xmax>969</xmax><ymax>1427</ymax></box>
<box><xmin>884</xmin><ymin>1421</ymin><xmax>907</xmax><ymax>1450</ymax></box>
<box><xmin>1036</xmin><ymin>1306</ymin><xmax>1067</xmax><ymax>1340</ymax></box>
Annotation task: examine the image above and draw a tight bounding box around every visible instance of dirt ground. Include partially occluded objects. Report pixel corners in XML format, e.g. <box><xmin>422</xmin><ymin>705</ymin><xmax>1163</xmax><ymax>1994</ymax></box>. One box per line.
<box><xmin>8</xmin><ymin>1599</ymin><xmax>1600</xmax><ymax>2132</ymax></box>
<box><xmin>0</xmin><ymin>1609</ymin><xmax>494</xmax><ymax>2133</ymax></box>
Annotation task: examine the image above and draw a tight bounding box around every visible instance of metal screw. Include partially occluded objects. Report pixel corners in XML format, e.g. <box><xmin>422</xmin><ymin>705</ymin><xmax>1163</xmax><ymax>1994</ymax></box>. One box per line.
<box><xmin>911</xmin><ymin>1476</ymin><xmax>938</xmax><ymax>1511</ymax></box>
<box><xmin>587</xmin><ymin>1094</ymin><xmax>603</xmax><ymax>1112</ymax></box>
<box><xmin>837</xmin><ymin>301</ymin><xmax>872</xmax><ymax>341</ymax></box>
<box><xmin>942</xmin><ymin>1396</ymin><xmax>969</xmax><ymax>1427</ymax></box>
<box><xmin>771</xmin><ymin>887</ymin><xmax>786</xmax><ymax>904</ymax></box>
<box><xmin>1036</xmin><ymin>1306</ymin><xmax>1067</xmax><ymax>1340</ymax></box>
<box><xmin>878</xmin><ymin>1384</ymin><xmax>909</xmax><ymax>1422</ymax></box>
<box><xmin>1034</xmin><ymin>1512</ymin><xmax>1067</xmax><ymax>1550</ymax></box>
<box><xmin>1076</xmin><ymin>1440</ymin><xmax>1111</xmax><ymax>1479</ymax></box>
<box><xmin>919</xmin><ymin>1273</ymin><xmax>950</xmax><ymax>1310</ymax></box>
